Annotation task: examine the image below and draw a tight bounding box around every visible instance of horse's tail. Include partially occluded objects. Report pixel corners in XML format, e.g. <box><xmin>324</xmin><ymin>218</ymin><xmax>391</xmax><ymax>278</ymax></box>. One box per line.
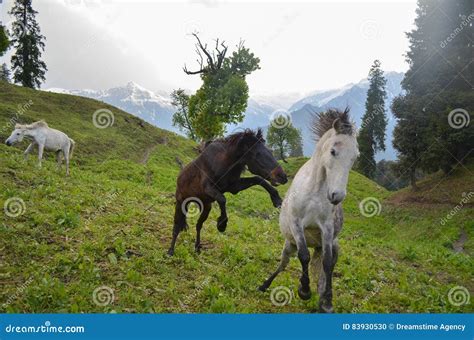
<box><xmin>69</xmin><ymin>138</ymin><xmax>75</xmax><ymax>159</ymax></box>
<box><xmin>174</xmin><ymin>200</ymin><xmax>188</xmax><ymax>232</ymax></box>
<box><xmin>310</xmin><ymin>248</ymin><xmax>322</xmax><ymax>283</ymax></box>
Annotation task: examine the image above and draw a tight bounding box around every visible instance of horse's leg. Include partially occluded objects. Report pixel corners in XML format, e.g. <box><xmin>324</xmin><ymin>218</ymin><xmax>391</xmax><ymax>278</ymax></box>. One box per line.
<box><xmin>195</xmin><ymin>203</ymin><xmax>211</xmax><ymax>253</ymax></box>
<box><xmin>318</xmin><ymin>228</ymin><xmax>336</xmax><ymax>313</ymax></box>
<box><xmin>204</xmin><ymin>185</ymin><xmax>227</xmax><ymax>232</ymax></box>
<box><xmin>227</xmin><ymin>177</ymin><xmax>282</xmax><ymax>208</ymax></box>
<box><xmin>63</xmin><ymin>147</ymin><xmax>70</xmax><ymax>176</ymax></box>
<box><xmin>259</xmin><ymin>239</ymin><xmax>296</xmax><ymax>291</ymax></box>
<box><xmin>37</xmin><ymin>143</ymin><xmax>44</xmax><ymax>168</ymax></box>
<box><xmin>167</xmin><ymin>200</ymin><xmax>188</xmax><ymax>256</ymax></box>
<box><xmin>294</xmin><ymin>225</ymin><xmax>311</xmax><ymax>300</ymax></box>
<box><xmin>24</xmin><ymin>143</ymin><xmax>36</xmax><ymax>160</ymax></box>
<box><xmin>56</xmin><ymin>150</ymin><xmax>62</xmax><ymax>170</ymax></box>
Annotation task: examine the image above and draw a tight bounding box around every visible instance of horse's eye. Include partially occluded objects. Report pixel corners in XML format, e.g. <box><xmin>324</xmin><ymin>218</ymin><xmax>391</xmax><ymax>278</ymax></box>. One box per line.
<box><xmin>16</xmin><ymin>133</ymin><xmax>20</xmax><ymax>135</ymax></box>
<box><xmin>331</xmin><ymin>149</ymin><xmax>336</xmax><ymax>156</ymax></box>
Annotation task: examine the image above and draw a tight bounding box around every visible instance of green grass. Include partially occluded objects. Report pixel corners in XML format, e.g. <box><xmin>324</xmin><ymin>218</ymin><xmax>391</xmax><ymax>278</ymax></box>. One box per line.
<box><xmin>0</xmin><ymin>82</ymin><xmax>472</xmax><ymax>313</ymax></box>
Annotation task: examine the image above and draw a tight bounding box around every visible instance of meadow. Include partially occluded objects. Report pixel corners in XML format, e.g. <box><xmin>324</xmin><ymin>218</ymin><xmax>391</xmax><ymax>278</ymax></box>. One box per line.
<box><xmin>0</xmin><ymin>82</ymin><xmax>472</xmax><ymax>313</ymax></box>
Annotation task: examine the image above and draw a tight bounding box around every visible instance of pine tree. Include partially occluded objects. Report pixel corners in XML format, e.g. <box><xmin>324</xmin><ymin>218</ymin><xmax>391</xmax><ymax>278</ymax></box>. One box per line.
<box><xmin>0</xmin><ymin>63</ymin><xmax>11</xmax><ymax>82</ymax></box>
<box><xmin>9</xmin><ymin>0</ymin><xmax>47</xmax><ymax>88</ymax></box>
<box><xmin>356</xmin><ymin>60</ymin><xmax>387</xmax><ymax>179</ymax></box>
<box><xmin>393</xmin><ymin>0</ymin><xmax>473</xmax><ymax>188</ymax></box>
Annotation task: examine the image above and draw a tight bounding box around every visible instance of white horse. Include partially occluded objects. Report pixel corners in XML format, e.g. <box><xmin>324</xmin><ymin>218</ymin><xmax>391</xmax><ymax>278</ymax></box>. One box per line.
<box><xmin>259</xmin><ymin>108</ymin><xmax>359</xmax><ymax>313</ymax></box>
<box><xmin>5</xmin><ymin>121</ymin><xmax>75</xmax><ymax>176</ymax></box>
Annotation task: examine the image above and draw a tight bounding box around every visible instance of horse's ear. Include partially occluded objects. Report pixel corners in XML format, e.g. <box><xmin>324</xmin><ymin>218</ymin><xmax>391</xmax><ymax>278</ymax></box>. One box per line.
<box><xmin>333</xmin><ymin>117</ymin><xmax>353</xmax><ymax>135</ymax></box>
<box><xmin>256</xmin><ymin>128</ymin><xmax>263</xmax><ymax>140</ymax></box>
<box><xmin>237</xmin><ymin>134</ymin><xmax>250</xmax><ymax>150</ymax></box>
<box><xmin>332</xmin><ymin>118</ymin><xmax>342</xmax><ymax>132</ymax></box>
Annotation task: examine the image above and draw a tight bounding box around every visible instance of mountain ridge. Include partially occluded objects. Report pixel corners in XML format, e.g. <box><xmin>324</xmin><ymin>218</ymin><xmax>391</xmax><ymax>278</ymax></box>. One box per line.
<box><xmin>47</xmin><ymin>71</ymin><xmax>404</xmax><ymax>160</ymax></box>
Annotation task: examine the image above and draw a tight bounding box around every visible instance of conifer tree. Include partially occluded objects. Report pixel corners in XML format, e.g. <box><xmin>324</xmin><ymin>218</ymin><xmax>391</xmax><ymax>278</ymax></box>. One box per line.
<box><xmin>356</xmin><ymin>60</ymin><xmax>387</xmax><ymax>178</ymax></box>
<box><xmin>9</xmin><ymin>0</ymin><xmax>47</xmax><ymax>88</ymax></box>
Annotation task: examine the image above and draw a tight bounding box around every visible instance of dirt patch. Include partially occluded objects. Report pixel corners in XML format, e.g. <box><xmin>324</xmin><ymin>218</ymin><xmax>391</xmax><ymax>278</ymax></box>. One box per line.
<box><xmin>140</xmin><ymin>145</ymin><xmax>157</xmax><ymax>164</ymax></box>
<box><xmin>453</xmin><ymin>229</ymin><xmax>468</xmax><ymax>253</ymax></box>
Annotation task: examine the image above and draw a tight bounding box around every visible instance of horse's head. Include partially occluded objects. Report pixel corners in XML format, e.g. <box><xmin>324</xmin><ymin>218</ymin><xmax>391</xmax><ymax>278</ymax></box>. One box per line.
<box><xmin>5</xmin><ymin>124</ymin><xmax>28</xmax><ymax>146</ymax></box>
<box><xmin>237</xmin><ymin>129</ymin><xmax>288</xmax><ymax>186</ymax></box>
<box><xmin>315</xmin><ymin>108</ymin><xmax>359</xmax><ymax>205</ymax></box>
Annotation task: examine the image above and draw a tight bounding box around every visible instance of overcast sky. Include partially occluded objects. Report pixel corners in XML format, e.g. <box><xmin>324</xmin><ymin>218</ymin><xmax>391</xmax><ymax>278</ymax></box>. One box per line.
<box><xmin>0</xmin><ymin>0</ymin><xmax>417</xmax><ymax>95</ymax></box>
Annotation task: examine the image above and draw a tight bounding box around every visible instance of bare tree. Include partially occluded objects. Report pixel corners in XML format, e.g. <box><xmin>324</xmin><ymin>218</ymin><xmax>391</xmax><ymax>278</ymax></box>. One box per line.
<box><xmin>183</xmin><ymin>33</ymin><xmax>228</xmax><ymax>75</ymax></box>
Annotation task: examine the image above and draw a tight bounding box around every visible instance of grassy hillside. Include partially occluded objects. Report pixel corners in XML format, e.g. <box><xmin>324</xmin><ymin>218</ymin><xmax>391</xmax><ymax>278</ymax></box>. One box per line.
<box><xmin>0</xmin><ymin>82</ymin><xmax>472</xmax><ymax>313</ymax></box>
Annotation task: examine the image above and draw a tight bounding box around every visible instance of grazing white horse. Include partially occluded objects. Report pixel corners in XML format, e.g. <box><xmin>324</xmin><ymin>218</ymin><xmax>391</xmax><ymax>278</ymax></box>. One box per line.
<box><xmin>5</xmin><ymin>121</ymin><xmax>75</xmax><ymax>176</ymax></box>
<box><xmin>259</xmin><ymin>108</ymin><xmax>359</xmax><ymax>313</ymax></box>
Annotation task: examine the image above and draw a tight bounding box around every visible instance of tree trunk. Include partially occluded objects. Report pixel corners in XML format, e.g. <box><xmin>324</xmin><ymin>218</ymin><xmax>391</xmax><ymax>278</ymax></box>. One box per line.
<box><xmin>410</xmin><ymin>168</ymin><xmax>418</xmax><ymax>191</ymax></box>
<box><xmin>280</xmin><ymin>148</ymin><xmax>287</xmax><ymax>163</ymax></box>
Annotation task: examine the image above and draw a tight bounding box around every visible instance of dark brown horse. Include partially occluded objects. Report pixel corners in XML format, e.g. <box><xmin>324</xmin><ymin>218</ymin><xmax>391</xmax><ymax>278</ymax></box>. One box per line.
<box><xmin>167</xmin><ymin>129</ymin><xmax>288</xmax><ymax>256</ymax></box>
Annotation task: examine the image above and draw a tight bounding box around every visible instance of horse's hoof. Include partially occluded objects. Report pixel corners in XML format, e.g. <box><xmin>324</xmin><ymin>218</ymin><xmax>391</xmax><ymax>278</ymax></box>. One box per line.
<box><xmin>194</xmin><ymin>245</ymin><xmax>202</xmax><ymax>253</ymax></box>
<box><xmin>217</xmin><ymin>217</ymin><xmax>228</xmax><ymax>232</ymax></box>
<box><xmin>258</xmin><ymin>284</ymin><xmax>268</xmax><ymax>292</ymax></box>
<box><xmin>271</xmin><ymin>196</ymin><xmax>283</xmax><ymax>208</ymax></box>
<box><xmin>167</xmin><ymin>249</ymin><xmax>174</xmax><ymax>256</ymax></box>
<box><xmin>318</xmin><ymin>304</ymin><xmax>334</xmax><ymax>313</ymax></box>
<box><xmin>298</xmin><ymin>285</ymin><xmax>312</xmax><ymax>300</ymax></box>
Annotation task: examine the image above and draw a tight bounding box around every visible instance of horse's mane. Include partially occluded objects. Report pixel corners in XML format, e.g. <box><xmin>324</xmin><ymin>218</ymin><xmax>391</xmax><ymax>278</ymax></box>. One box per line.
<box><xmin>205</xmin><ymin>128</ymin><xmax>265</xmax><ymax>150</ymax></box>
<box><xmin>310</xmin><ymin>107</ymin><xmax>353</xmax><ymax>141</ymax></box>
<box><xmin>15</xmin><ymin>120</ymin><xmax>48</xmax><ymax>129</ymax></box>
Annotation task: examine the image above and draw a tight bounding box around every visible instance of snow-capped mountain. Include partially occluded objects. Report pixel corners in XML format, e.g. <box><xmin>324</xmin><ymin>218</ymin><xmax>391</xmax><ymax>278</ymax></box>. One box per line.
<box><xmin>48</xmin><ymin>82</ymin><xmax>176</xmax><ymax>131</ymax></box>
<box><xmin>290</xmin><ymin>71</ymin><xmax>404</xmax><ymax>160</ymax></box>
<box><xmin>48</xmin><ymin>72</ymin><xmax>404</xmax><ymax>161</ymax></box>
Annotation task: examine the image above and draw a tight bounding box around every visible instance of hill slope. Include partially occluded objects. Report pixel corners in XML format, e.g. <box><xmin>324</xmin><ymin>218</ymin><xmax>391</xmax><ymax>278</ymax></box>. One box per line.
<box><xmin>0</xmin><ymin>83</ymin><xmax>472</xmax><ymax>313</ymax></box>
